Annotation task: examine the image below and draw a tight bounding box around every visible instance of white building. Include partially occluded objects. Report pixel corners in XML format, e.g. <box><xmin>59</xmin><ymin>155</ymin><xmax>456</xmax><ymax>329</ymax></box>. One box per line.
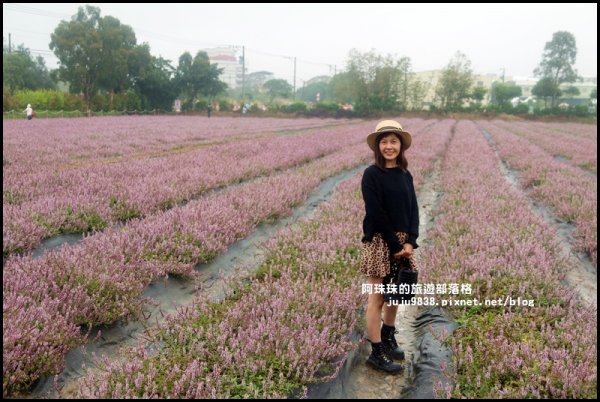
<box><xmin>203</xmin><ymin>47</ymin><xmax>243</xmax><ymax>89</ymax></box>
<box><xmin>512</xmin><ymin>76</ymin><xmax>540</xmax><ymax>98</ymax></box>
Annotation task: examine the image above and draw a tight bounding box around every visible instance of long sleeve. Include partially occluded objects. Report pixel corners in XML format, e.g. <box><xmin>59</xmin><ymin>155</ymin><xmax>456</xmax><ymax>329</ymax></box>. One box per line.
<box><xmin>407</xmin><ymin>172</ymin><xmax>420</xmax><ymax>249</ymax></box>
<box><xmin>361</xmin><ymin>169</ymin><xmax>402</xmax><ymax>254</ymax></box>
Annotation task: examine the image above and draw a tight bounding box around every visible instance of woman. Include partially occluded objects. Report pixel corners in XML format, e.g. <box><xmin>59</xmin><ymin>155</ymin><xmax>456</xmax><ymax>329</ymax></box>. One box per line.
<box><xmin>360</xmin><ymin>120</ymin><xmax>419</xmax><ymax>373</ymax></box>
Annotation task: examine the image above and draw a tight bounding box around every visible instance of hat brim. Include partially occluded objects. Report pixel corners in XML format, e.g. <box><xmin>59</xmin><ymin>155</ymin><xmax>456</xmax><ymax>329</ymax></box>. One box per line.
<box><xmin>367</xmin><ymin>129</ymin><xmax>412</xmax><ymax>152</ymax></box>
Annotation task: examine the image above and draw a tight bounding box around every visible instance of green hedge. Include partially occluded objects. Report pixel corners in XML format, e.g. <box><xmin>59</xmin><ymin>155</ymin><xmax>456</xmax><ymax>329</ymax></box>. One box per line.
<box><xmin>4</xmin><ymin>89</ymin><xmax>143</xmax><ymax>112</ymax></box>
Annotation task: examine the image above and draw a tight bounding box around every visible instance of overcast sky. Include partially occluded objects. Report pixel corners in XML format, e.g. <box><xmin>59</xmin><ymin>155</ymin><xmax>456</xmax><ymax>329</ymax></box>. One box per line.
<box><xmin>3</xmin><ymin>3</ymin><xmax>597</xmax><ymax>85</ymax></box>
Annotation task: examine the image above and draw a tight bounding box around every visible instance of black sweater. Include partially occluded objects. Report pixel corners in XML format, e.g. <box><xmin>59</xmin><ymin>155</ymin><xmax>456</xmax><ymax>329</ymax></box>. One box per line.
<box><xmin>361</xmin><ymin>164</ymin><xmax>419</xmax><ymax>254</ymax></box>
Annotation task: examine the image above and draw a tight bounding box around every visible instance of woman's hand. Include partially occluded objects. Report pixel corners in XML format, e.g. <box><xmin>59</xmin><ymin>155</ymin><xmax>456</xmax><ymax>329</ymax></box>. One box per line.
<box><xmin>394</xmin><ymin>243</ymin><xmax>413</xmax><ymax>259</ymax></box>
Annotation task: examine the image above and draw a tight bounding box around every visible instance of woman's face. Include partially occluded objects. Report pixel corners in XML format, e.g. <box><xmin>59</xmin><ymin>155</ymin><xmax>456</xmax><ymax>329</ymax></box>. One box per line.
<box><xmin>378</xmin><ymin>133</ymin><xmax>401</xmax><ymax>162</ymax></box>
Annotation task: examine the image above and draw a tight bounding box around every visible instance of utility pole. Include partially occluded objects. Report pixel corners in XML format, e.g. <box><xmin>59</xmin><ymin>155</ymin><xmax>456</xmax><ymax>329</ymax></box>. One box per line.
<box><xmin>293</xmin><ymin>57</ymin><xmax>297</xmax><ymax>101</ymax></box>
<box><xmin>8</xmin><ymin>33</ymin><xmax>11</xmax><ymax>52</ymax></box>
<box><xmin>241</xmin><ymin>46</ymin><xmax>245</xmax><ymax>103</ymax></box>
<box><xmin>329</xmin><ymin>64</ymin><xmax>337</xmax><ymax>76</ymax></box>
<box><xmin>404</xmin><ymin>66</ymin><xmax>408</xmax><ymax>109</ymax></box>
<box><xmin>501</xmin><ymin>68</ymin><xmax>505</xmax><ymax>83</ymax></box>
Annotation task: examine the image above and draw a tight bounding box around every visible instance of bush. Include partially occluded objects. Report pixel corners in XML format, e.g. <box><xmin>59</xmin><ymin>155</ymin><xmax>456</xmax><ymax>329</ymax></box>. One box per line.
<box><xmin>267</xmin><ymin>102</ymin><xmax>281</xmax><ymax>112</ymax></box>
<box><xmin>302</xmin><ymin>101</ymin><xmax>339</xmax><ymax>117</ymax></box>
<box><xmin>3</xmin><ymin>86</ymin><xmax>17</xmax><ymax>111</ymax></box>
<box><xmin>512</xmin><ymin>104</ymin><xmax>530</xmax><ymax>115</ymax></box>
<box><xmin>572</xmin><ymin>104</ymin><xmax>590</xmax><ymax>117</ymax></box>
<box><xmin>485</xmin><ymin>103</ymin><xmax>514</xmax><ymax>114</ymax></box>
<box><xmin>281</xmin><ymin>102</ymin><xmax>307</xmax><ymax>113</ymax></box>
<box><xmin>313</xmin><ymin>101</ymin><xmax>338</xmax><ymax>113</ymax></box>
<box><xmin>219</xmin><ymin>99</ymin><xmax>233</xmax><ymax>112</ymax></box>
<box><xmin>249</xmin><ymin>103</ymin><xmax>262</xmax><ymax>113</ymax></box>
<box><xmin>63</xmin><ymin>94</ymin><xmax>84</xmax><ymax>111</ymax></box>
<box><xmin>90</xmin><ymin>94</ymin><xmax>108</xmax><ymax>111</ymax></box>
<box><xmin>121</xmin><ymin>91</ymin><xmax>142</xmax><ymax>111</ymax></box>
<box><xmin>462</xmin><ymin>104</ymin><xmax>484</xmax><ymax>113</ymax></box>
<box><xmin>195</xmin><ymin>99</ymin><xmax>208</xmax><ymax>111</ymax></box>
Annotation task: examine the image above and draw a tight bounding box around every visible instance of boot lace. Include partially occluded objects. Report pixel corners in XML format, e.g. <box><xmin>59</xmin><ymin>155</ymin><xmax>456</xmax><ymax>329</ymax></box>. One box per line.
<box><xmin>384</xmin><ymin>329</ymin><xmax>400</xmax><ymax>348</ymax></box>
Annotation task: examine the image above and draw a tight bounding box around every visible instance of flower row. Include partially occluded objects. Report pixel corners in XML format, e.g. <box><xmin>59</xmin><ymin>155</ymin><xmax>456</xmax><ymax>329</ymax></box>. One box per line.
<box><xmin>4</xmin><ymin>120</ymin><xmax>398</xmax><ymax>257</ymax></box>
<box><xmin>2</xmin><ymin>138</ymin><xmax>378</xmax><ymax>397</ymax></box>
<box><xmin>490</xmin><ymin>120</ymin><xmax>596</xmax><ymax>173</ymax></box>
<box><xmin>421</xmin><ymin>120</ymin><xmax>596</xmax><ymax>398</ymax></box>
<box><xmin>68</xmin><ymin>119</ymin><xmax>456</xmax><ymax>398</ymax></box>
<box><xmin>3</xmin><ymin>116</ymin><xmax>343</xmax><ymax>173</ymax></box>
<box><xmin>478</xmin><ymin>121</ymin><xmax>597</xmax><ymax>263</ymax></box>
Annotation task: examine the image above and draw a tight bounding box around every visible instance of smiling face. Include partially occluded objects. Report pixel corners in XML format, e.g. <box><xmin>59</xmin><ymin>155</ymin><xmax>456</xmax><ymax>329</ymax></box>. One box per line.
<box><xmin>378</xmin><ymin>133</ymin><xmax>402</xmax><ymax>166</ymax></box>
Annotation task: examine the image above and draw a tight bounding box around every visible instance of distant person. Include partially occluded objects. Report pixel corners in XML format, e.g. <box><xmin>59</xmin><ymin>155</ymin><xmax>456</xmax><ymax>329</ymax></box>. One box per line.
<box><xmin>360</xmin><ymin>120</ymin><xmax>419</xmax><ymax>374</ymax></box>
<box><xmin>24</xmin><ymin>104</ymin><xmax>33</xmax><ymax>120</ymax></box>
<box><xmin>207</xmin><ymin>103</ymin><xmax>212</xmax><ymax>118</ymax></box>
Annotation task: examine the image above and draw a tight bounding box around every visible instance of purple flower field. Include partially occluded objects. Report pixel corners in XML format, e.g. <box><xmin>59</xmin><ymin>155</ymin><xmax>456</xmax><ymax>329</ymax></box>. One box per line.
<box><xmin>479</xmin><ymin>121</ymin><xmax>597</xmax><ymax>263</ymax></box>
<box><xmin>422</xmin><ymin>121</ymin><xmax>596</xmax><ymax>398</ymax></box>
<box><xmin>4</xmin><ymin>118</ymin><xmax>377</xmax><ymax>257</ymax></box>
<box><xmin>2</xmin><ymin>116</ymin><xmax>597</xmax><ymax>398</ymax></box>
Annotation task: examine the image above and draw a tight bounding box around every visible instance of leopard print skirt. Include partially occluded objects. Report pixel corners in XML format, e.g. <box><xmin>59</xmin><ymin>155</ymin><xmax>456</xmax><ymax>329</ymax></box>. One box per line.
<box><xmin>360</xmin><ymin>232</ymin><xmax>418</xmax><ymax>278</ymax></box>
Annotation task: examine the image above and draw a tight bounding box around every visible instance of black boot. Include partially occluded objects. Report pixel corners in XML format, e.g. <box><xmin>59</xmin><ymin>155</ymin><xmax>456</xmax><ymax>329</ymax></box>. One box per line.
<box><xmin>366</xmin><ymin>342</ymin><xmax>403</xmax><ymax>373</ymax></box>
<box><xmin>381</xmin><ymin>323</ymin><xmax>406</xmax><ymax>360</ymax></box>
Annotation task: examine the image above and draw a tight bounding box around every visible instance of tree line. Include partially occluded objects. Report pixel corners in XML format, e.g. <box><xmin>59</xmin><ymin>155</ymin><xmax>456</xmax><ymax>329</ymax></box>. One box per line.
<box><xmin>3</xmin><ymin>5</ymin><xmax>595</xmax><ymax>116</ymax></box>
<box><xmin>4</xmin><ymin>5</ymin><xmax>224</xmax><ymax>113</ymax></box>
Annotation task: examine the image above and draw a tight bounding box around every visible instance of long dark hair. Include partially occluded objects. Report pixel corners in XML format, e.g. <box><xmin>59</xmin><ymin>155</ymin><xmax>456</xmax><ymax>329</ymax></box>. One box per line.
<box><xmin>373</xmin><ymin>133</ymin><xmax>408</xmax><ymax>171</ymax></box>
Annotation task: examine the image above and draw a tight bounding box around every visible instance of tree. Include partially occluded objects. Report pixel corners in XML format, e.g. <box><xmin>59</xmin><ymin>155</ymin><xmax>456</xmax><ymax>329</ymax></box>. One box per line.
<box><xmin>175</xmin><ymin>51</ymin><xmax>226</xmax><ymax>110</ymax></box>
<box><xmin>133</xmin><ymin>49</ymin><xmax>178</xmax><ymax>111</ymax></box>
<box><xmin>470</xmin><ymin>86</ymin><xmax>488</xmax><ymax>106</ymax></box>
<box><xmin>434</xmin><ymin>51</ymin><xmax>474</xmax><ymax>111</ymax></box>
<box><xmin>233</xmin><ymin>70</ymin><xmax>274</xmax><ymax>101</ymax></box>
<box><xmin>407</xmin><ymin>77</ymin><xmax>429</xmax><ymax>111</ymax></box>
<box><xmin>263</xmin><ymin>79</ymin><xmax>292</xmax><ymax>101</ymax></box>
<box><xmin>491</xmin><ymin>82</ymin><xmax>522</xmax><ymax>105</ymax></box>
<box><xmin>591</xmin><ymin>88</ymin><xmax>597</xmax><ymax>100</ymax></box>
<box><xmin>299</xmin><ymin>76</ymin><xmax>330</xmax><ymax>102</ymax></box>
<box><xmin>50</xmin><ymin>5</ymin><xmax>139</xmax><ymax>111</ymax></box>
<box><xmin>329</xmin><ymin>71</ymin><xmax>361</xmax><ymax>104</ymax></box>
<box><xmin>339</xmin><ymin>48</ymin><xmax>412</xmax><ymax>113</ymax></box>
<box><xmin>534</xmin><ymin>31</ymin><xmax>579</xmax><ymax>107</ymax></box>
<box><xmin>96</xmin><ymin>15</ymin><xmax>137</xmax><ymax>109</ymax></box>
<box><xmin>562</xmin><ymin>86</ymin><xmax>580</xmax><ymax>97</ymax></box>
<box><xmin>396</xmin><ymin>57</ymin><xmax>412</xmax><ymax>111</ymax></box>
<box><xmin>3</xmin><ymin>43</ymin><xmax>55</xmax><ymax>92</ymax></box>
<box><xmin>532</xmin><ymin>77</ymin><xmax>561</xmax><ymax>107</ymax></box>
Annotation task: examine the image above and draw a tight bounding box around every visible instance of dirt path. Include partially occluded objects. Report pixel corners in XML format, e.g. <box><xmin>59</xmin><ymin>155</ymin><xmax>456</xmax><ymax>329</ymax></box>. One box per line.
<box><xmin>307</xmin><ymin>157</ymin><xmax>452</xmax><ymax>399</ymax></box>
<box><xmin>358</xmin><ymin>158</ymin><xmax>447</xmax><ymax>399</ymax></box>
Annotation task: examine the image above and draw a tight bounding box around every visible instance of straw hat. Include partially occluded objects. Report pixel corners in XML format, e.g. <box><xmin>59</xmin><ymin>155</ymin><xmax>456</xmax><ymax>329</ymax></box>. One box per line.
<box><xmin>366</xmin><ymin>120</ymin><xmax>412</xmax><ymax>152</ymax></box>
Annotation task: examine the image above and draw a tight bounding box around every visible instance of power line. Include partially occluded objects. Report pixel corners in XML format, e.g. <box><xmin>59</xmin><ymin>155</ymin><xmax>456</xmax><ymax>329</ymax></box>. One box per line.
<box><xmin>2</xmin><ymin>25</ymin><xmax>52</xmax><ymax>36</ymax></box>
<box><xmin>245</xmin><ymin>47</ymin><xmax>334</xmax><ymax>70</ymax></box>
<box><xmin>134</xmin><ymin>28</ymin><xmax>238</xmax><ymax>50</ymax></box>
<box><xmin>28</xmin><ymin>48</ymin><xmax>54</xmax><ymax>54</ymax></box>
<box><xmin>4</xmin><ymin>4</ymin><xmax>341</xmax><ymax>79</ymax></box>
<box><xmin>3</xmin><ymin>3</ymin><xmax>71</xmax><ymax>19</ymax></box>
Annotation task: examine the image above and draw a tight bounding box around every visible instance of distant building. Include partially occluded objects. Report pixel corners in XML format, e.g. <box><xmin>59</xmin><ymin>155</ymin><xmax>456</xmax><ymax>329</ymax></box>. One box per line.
<box><xmin>512</xmin><ymin>76</ymin><xmax>538</xmax><ymax>98</ymax></box>
<box><xmin>558</xmin><ymin>76</ymin><xmax>597</xmax><ymax>106</ymax></box>
<box><xmin>411</xmin><ymin>70</ymin><xmax>440</xmax><ymax>109</ymax></box>
<box><xmin>514</xmin><ymin>76</ymin><xmax>597</xmax><ymax>107</ymax></box>
<box><xmin>473</xmin><ymin>73</ymin><xmax>507</xmax><ymax>105</ymax></box>
<box><xmin>203</xmin><ymin>47</ymin><xmax>243</xmax><ymax>89</ymax></box>
<box><xmin>411</xmin><ymin>71</ymin><xmax>597</xmax><ymax>109</ymax></box>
